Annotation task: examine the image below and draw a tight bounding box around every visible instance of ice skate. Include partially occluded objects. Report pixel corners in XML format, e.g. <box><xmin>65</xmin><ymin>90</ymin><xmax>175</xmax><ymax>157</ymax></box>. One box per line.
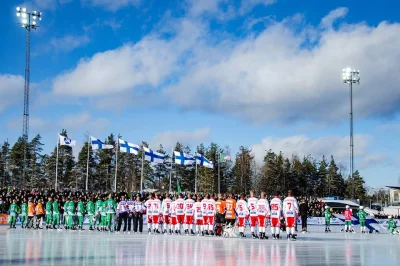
<box><xmin>252</xmin><ymin>233</ymin><xmax>259</xmax><ymax>239</ymax></box>
<box><xmin>291</xmin><ymin>235</ymin><xmax>297</xmax><ymax>241</ymax></box>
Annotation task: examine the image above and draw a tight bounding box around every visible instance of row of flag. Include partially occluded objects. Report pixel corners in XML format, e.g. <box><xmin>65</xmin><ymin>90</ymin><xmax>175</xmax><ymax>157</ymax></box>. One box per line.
<box><xmin>58</xmin><ymin>134</ymin><xmax>231</xmax><ymax>168</ymax></box>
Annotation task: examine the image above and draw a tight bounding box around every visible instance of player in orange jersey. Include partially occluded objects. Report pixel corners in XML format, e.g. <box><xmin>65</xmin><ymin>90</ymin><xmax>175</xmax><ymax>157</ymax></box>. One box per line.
<box><xmin>215</xmin><ymin>194</ymin><xmax>225</xmax><ymax>236</ymax></box>
<box><xmin>224</xmin><ymin>194</ymin><xmax>237</xmax><ymax>226</ymax></box>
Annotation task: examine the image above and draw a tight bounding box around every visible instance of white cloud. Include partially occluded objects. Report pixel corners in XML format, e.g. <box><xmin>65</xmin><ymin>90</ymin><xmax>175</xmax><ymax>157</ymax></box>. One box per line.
<box><xmin>150</xmin><ymin>128</ymin><xmax>211</xmax><ymax>151</ymax></box>
<box><xmin>82</xmin><ymin>0</ymin><xmax>141</xmax><ymax>11</ymax></box>
<box><xmin>0</xmin><ymin>74</ymin><xmax>24</xmax><ymax>113</ymax></box>
<box><xmin>320</xmin><ymin>7</ymin><xmax>348</xmax><ymax>29</ymax></box>
<box><xmin>51</xmin><ymin>8</ymin><xmax>400</xmax><ymax>124</ymax></box>
<box><xmin>50</xmin><ymin>35</ymin><xmax>90</xmax><ymax>53</ymax></box>
<box><xmin>52</xmin><ymin>19</ymin><xmax>204</xmax><ymax>96</ymax></box>
<box><xmin>238</xmin><ymin>0</ymin><xmax>276</xmax><ymax>15</ymax></box>
<box><xmin>7</xmin><ymin>117</ymin><xmax>47</xmax><ymax>130</ymax></box>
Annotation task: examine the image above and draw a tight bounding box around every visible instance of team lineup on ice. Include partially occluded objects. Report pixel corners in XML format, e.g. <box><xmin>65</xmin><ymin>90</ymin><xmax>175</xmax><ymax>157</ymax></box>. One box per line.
<box><xmin>6</xmin><ymin>190</ymin><xmax>399</xmax><ymax>239</ymax></box>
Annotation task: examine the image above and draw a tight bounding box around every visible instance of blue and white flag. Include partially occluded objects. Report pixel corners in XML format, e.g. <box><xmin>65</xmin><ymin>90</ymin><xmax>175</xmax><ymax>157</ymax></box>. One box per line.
<box><xmin>196</xmin><ymin>154</ymin><xmax>214</xmax><ymax>169</ymax></box>
<box><xmin>144</xmin><ymin>147</ymin><xmax>165</xmax><ymax>163</ymax></box>
<box><xmin>119</xmin><ymin>139</ymin><xmax>139</xmax><ymax>155</ymax></box>
<box><xmin>59</xmin><ymin>135</ymin><xmax>76</xmax><ymax>147</ymax></box>
<box><xmin>174</xmin><ymin>151</ymin><xmax>195</xmax><ymax>165</ymax></box>
<box><xmin>90</xmin><ymin>136</ymin><xmax>114</xmax><ymax>150</ymax></box>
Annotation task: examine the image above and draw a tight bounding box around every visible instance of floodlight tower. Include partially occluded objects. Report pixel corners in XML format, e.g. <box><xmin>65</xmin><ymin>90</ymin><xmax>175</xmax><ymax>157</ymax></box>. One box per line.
<box><xmin>342</xmin><ymin>67</ymin><xmax>360</xmax><ymax>199</ymax></box>
<box><xmin>16</xmin><ymin>7</ymin><xmax>42</xmax><ymax>187</ymax></box>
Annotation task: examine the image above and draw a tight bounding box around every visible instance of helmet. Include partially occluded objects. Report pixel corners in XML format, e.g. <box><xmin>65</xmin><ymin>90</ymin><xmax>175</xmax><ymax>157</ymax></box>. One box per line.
<box><xmin>359</xmin><ymin>206</ymin><xmax>364</xmax><ymax>210</ymax></box>
<box><xmin>325</xmin><ymin>206</ymin><xmax>329</xmax><ymax>209</ymax></box>
<box><xmin>388</xmin><ymin>216</ymin><xmax>393</xmax><ymax>219</ymax></box>
<box><xmin>345</xmin><ymin>205</ymin><xmax>349</xmax><ymax>209</ymax></box>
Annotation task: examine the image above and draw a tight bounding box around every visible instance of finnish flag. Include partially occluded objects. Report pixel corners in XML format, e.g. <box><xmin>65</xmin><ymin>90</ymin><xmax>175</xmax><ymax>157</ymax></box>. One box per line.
<box><xmin>174</xmin><ymin>151</ymin><xmax>195</xmax><ymax>165</ymax></box>
<box><xmin>144</xmin><ymin>147</ymin><xmax>165</xmax><ymax>163</ymax></box>
<box><xmin>119</xmin><ymin>139</ymin><xmax>139</xmax><ymax>155</ymax></box>
<box><xmin>196</xmin><ymin>154</ymin><xmax>214</xmax><ymax>169</ymax></box>
<box><xmin>59</xmin><ymin>135</ymin><xmax>76</xmax><ymax>147</ymax></box>
<box><xmin>90</xmin><ymin>136</ymin><xmax>114</xmax><ymax>150</ymax></box>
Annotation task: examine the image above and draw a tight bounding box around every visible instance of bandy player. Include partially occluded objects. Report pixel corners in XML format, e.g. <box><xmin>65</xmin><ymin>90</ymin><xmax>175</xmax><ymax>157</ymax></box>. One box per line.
<box><xmin>201</xmin><ymin>196</ymin><xmax>210</xmax><ymax>235</ymax></box>
<box><xmin>184</xmin><ymin>194</ymin><xmax>195</xmax><ymax>235</ymax></box>
<box><xmin>270</xmin><ymin>191</ymin><xmax>283</xmax><ymax>240</ymax></box>
<box><xmin>207</xmin><ymin>195</ymin><xmax>216</xmax><ymax>235</ymax></box>
<box><xmin>257</xmin><ymin>192</ymin><xmax>270</xmax><ymax>239</ymax></box>
<box><xmin>175</xmin><ymin>194</ymin><xmax>185</xmax><ymax>234</ymax></box>
<box><xmin>144</xmin><ymin>195</ymin><xmax>154</xmax><ymax>234</ymax></box>
<box><xmin>283</xmin><ymin>190</ymin><xmax>299</xmax><ymax>241</ymax></box>
<box><xmin>236</xmin><ymin>194</ymin><xmax>249</xmax><ymax>238</ymax></box>
<box><xmin>247</xmin><ymin>191</ymin><xmax>259</xmax><ymax>238</ymax></box>
<box><xmin>193</xmin><ymin>197</ymin><xmax>204</xmax><ymax>236</ymax></box>
<box><xmin>169</xmin><ymin>199</ymin><xmax>177</xmax><ymax>235</ymax></box>
<box><xmin>161</xmin><ymin>194</ymin><xmax>172</xmax><ymax>234</ymax></box>
<box><xmin>151</xmin><ymin>194</ymin><xmax>161</xmax><ymax>234</ymax></box>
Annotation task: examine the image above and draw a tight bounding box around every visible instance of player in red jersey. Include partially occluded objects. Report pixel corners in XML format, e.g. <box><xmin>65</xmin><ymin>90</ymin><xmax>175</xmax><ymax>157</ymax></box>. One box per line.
<box><xmin>151</xmin><ymin>194</ymin><xmax>162</xmax><ymax>234</ymax></box>
<box><xmin>207</xmin><ymin>195</ymin><xmax>216</xmax><ymax>235</ymax></box>
<box><xmin>144</xmin><ymin>195</ymin><xmax>154</xmax><ymax>234</ymax></box>
<box><xmin>193</xmin><ymin>197</ymin><xmax>205</xmax><ymax>236</ymax></box>
<box><xmin>270</xmin><ymin>191</ymin><xmax>283</xmax><ymax>240</ymax></box>
<box><xmin>283</xmin><ymin>190</ymin><xmax>299</xmax><ymax>241</ymax></box>
<box><xmin>161</xmin><ymin>194</ymin><xmax>172</xmax><ymax>234</ymax></box>
<box><xmin>175</xmin><ymin>194</ymin><xmax>185</xmax><ymax>234</ymax></box>
<box><xmin>184</xmin><ymin>194</ymin><xmax>195</xmax><ymax>235</ymax></box>
<box><xmin>236</xmin><ymin>194</ymin><xmax>249</xmax><ymax>238</ymax></box>
<box><xmin>257</xmin><ymin>192</ymin><xmax>270</xmax><ymax>239</ymax></box>
<box><xmin>247</xmin><ymin>191</ymin><xmax>258</xmax><ymax>238</ymax></box>
<box><xmin>170</xmin><ymin>198</ymin><xmax>177</xmax><ymax>235</ymax></box>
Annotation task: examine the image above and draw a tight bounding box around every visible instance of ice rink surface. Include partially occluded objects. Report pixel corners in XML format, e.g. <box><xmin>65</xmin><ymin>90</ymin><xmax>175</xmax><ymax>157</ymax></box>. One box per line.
<box><xmin>1</xmin><ymin>226</ymin><xmax>399</xmax><ymax>266</ymax></box>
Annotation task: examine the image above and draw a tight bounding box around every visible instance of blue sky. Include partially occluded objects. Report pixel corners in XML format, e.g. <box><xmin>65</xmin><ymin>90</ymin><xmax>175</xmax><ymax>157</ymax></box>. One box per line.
<box><xmin>1</xmin><ymin>0</ymin><xmax>400</xmax><ymax>188</ymax></box>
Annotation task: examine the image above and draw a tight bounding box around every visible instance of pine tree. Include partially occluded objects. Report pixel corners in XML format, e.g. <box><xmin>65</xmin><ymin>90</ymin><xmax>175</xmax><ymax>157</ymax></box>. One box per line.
<box><xmin>9</xmin><ymin>137</ymin><xmax>25</xmax><ymax>187</ymax></box>
<box><xmin>97</xmin><ymin>134</ymin><xmax>117</xmax><ymax>190</ymax></box>
<box><xmin>317</xmin><ymin>156</ymin><xmax>328</xmax><ymax>196</ymax></box>
<box><xmin>345</xmin><ymin>170</ymin><xmax>366</xmax><ymax>200</ymax></box>
<box><xmin>76</xmin><ymin>141</ymin><xmax>97</xmax><ymax>191</ymax></box>
<box><xmin>327</xmin><ymin>156</ymin><xmax>345</xmax><ymax>197</ymax></box>
<box><xmin>26</xmin><ymin>134</ymin><xmax>44</xmax><ymax>188</ymax></box>
<box><xmin>231</xmin><ymin>146</ymin><xmax>254</xmax><ymax>194</ymax></box>
<box><xmin>153</xmin><ymin>144</ymin><xmax>169</xmax><ymax>190</ymax></box>
<box><xmin>0</xmin><ymin>141</ymin><xmax>10</xmax><ymax>187</ymax></box>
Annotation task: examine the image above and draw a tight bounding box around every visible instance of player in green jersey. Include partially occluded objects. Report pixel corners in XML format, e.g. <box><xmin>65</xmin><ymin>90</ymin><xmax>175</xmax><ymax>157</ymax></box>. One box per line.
<box><xmin>77</xmin><ymin>199</ymin><xmax>85</xmax><ymax>230</ymax></box>
<box><xmin>101</xmin><ymin>198</ymin><xmax>107</xmax><ymax>231</ymax></box>
<box><xmin>20</xmin><ymin>199</ymin><xmax>28</xmax><ymax>228</ymax></box>
<box><xmin>67</xmin><ymin>199</ymin><xmax>75</xmax><ymax>229</ymax></box>
<box><xmin>95</xmin><ymin>197</ymin><xmax>103</xmax><ymax>231</ymax></box>
<box><xmin>105</xmin><ymin>194</ymin><xmax>117</xmax><ymax>232</ymax></box>
<box><xmin>387</xmin><ymin>216</ymin><xmax>397</xmax><ymax>235</ymax></box>
<box><xmin>8</xmin><ymin>199</ymin><xmax>18</xmax><ymax>229</ymax></box>
<box><xmin>86</xmin><ymin>198</ymin><xmax>95</xmax><ymax>231</ymax></box>
<box><xmin>324</xmin><ymin>206</ymin><xmax>332</xmax><ymax>233</ymax></box>
<box><xmin>45</xmin><ymin>197</ymin><xmax>53</xmax><ymax>229</ymax></box>
<box><xmin>52</xmin><ymin>198</ymin><xmax>60</xmax><ymax>229</ymax></box>
<box><xmin>63</xmin><ymin>199</ymin><xmax>70</xmax><ymax>230</ymax></box>
<box><xmin>357</xmin><ymin>206</ymin><xmax>368</xmax><ymax>233</ymax></box>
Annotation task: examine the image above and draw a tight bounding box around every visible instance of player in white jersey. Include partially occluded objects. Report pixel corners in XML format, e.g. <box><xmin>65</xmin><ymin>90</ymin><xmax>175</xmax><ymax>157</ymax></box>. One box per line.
<box><xmin>174</xmin><ymin>194</ymin><xmax>185</xmax><ymax>234</ymax></box>
<box><xmin>144</xmin><ymin>196</ymin><xmax>154</xmax><ymax>234</ymax></box>
<box><xmin>201</xmin><ymin>196</ymin><xmax>210</xmax><ymax>235</ymax></box>
<box><xmin>193</xmin><ymin>197</ymin><xmax>205</xmax><ymax>236</ymax></box>
<box><xmin>257</xmin><ymin>192</ymin><xmax>270</xmax><ymax>239</ymax></box>
<box><xmin>283</xmin><ymin>190</ymin><xmax>299</xmax><ymax>241</ymax></box>
<box><xmin>207</xmin><ymin>195</ymin><xmax>216</xmax><ymax>235</ymax></box>
<box><xmin>184</xmin><ymin>194</ymin><xmax>195</xmax><ymax>235</ymax></box>
<box><xmin>161</xmin><ymin>194</ymin><xmax>172</xmax><ymax>234</ymax></box>
<box><xmin>270</xmin><ymin>191</ymin><xmax>283</xmax><ymax>240</ymax></box>
<box><xmin>247</xmin><ymin>191</ymin><xmax>258</xmax><ymax>238</ymax></box>
<box><xmin>169</xmin><ymin>199</ymin><xmax>177</xmax><ymax>235</ymax></box>
<box><xmin>151</xmin><ymin>194</ymin><xmax>162</xmax><ymax>234</ymax></box>
<box><xmin>236</xmin><ymin>194</ymin><xmax>249</xmax><ymax>238</ymax></box>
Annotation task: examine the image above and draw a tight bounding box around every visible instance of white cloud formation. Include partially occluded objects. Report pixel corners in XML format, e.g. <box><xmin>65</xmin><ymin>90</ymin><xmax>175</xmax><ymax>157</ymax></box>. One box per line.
<box><xmin>150</xmin><ymin>128</ymin><xmax>211</xmax><ymax>151</ymax></box>
<box><xmin>0</xmin><ymin>74</ymin><xmax>24</xmax><ymax>113</ymax></box>
<box><xmin>320</xmin><ymin>7</ymin><xmax>348</xmax><ymax>29</ymax></box>
<box><xmin>251</xmin><ymin>134</ymin><xmax>386</xmax><ymax>172</ymax></box>
<box><xmin>238</xmin><ymin>0</ymin><xmax>276</xmax><ymax>15</ymax></box>
<box><xmin>50</xmin><ymin>35</ymin><xmax>90</xmax><ymax>53</ymax></box>
<box><xmin>52</xmin><ymin>19</ymin><xmax>204</xmax><ymax>96</ymax></box>
<box><xmin>82</xmin><ymin>0</ymin><xmax>141</xmax><ymax>11</ymax></box>
<box><xmin>51</xmin><ymin>8</ymin><xmax>400</xmax><ymax>124</ymax></box>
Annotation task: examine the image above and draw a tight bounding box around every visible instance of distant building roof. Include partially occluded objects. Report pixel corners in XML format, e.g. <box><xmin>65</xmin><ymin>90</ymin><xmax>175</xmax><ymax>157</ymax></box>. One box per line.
<box><xmin>386</xmin><ymin>186</ymin><xmax>400</xmax><ymax>190</ymax></box>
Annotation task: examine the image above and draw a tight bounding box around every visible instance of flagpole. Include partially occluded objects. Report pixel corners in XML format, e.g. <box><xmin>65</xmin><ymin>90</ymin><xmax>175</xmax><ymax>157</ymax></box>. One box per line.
<box><xmin>169</xmin><ymin>148</ymin><xmax>173</xmax><ymax>193</ymax></box>
<box><xmin>114</xmin><ymin>139</ymin><xmax>118</xmax><ymax>193</ymax></box>
<box><xmin>55</xmin><ymin>133</ymin><xmax>59</xmax><ymax>191</ymax></box>
<box><xmin>140</xmin><ymin>145</ymin><xmax>144</xmax><ymax>193</ymax></box>
<box><xmin>218</xmin><ymin>153</ymin><xmax>220</xmax><ymax>194</ymax></box>
<box><xmin>195</xmin><ymin>152</ymin><xmax>198</xmax><ymax>194</ymax></box>
<box><xmin>86</xmin><ymin>135</ymin><xmax>90</xmax><ymax>191</ymax></box>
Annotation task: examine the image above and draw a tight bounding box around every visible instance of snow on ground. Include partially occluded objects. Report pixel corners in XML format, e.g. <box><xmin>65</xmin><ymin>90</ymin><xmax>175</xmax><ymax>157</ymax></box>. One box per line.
<box><xmin>0</xmin><ymin>225</ymin><xmax>399</xmax><ymax>265</ymax></box>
